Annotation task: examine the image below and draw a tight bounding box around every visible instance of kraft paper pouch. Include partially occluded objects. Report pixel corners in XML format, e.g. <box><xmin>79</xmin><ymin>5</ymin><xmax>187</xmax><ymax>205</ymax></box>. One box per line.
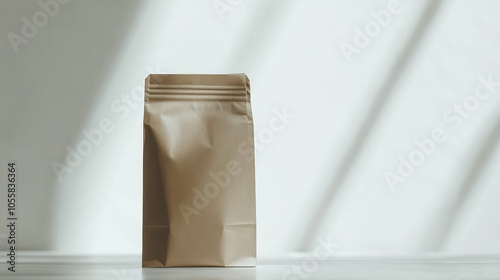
<box><xmin>143</xmin><ymin>74</ymin><xmax>256</xmax><ymax>267</ymax></box>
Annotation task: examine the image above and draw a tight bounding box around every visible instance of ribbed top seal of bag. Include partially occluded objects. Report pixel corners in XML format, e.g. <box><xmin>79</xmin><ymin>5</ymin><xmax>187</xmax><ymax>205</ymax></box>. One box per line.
<box><xmin>145</xmin><ymin>74</ymin><xmax>250</xmax><ymax>101</ymax></box>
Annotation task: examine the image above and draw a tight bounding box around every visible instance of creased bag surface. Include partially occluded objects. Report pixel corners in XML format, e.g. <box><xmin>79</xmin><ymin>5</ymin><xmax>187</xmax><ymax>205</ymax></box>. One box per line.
<box><xmin>143</xmin><ymin>74</ymin><xmax>256</xmax><ymax>267</ymax></box>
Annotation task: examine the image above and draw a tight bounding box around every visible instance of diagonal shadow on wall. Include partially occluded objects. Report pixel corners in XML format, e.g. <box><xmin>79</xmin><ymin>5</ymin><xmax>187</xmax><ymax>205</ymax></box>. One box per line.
<box><xmin>296</xmin><ymin>0</ymin><xmax>446</xmax><ymax>251</ymax></box>
<box><xmin>0</xmin><ymin>0</ymin><xmax>147</xmax><ymax>250</ymax></box>
<box><xmin>425</xmin><ymin>116</ymin><xmax>500</xmax><ymax>250</ymax></box>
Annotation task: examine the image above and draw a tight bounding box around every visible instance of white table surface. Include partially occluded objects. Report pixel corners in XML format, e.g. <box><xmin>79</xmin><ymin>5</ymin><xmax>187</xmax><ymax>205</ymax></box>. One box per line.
<box><xmin>1</xmin><ymin>254</ymin><xmax>499</xmax><ymax>280</ymax></box>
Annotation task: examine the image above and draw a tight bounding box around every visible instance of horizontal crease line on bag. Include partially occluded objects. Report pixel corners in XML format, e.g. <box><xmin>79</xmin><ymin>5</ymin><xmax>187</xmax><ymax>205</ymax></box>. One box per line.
<box><xmin>145</xmin><ymin>94</ymin><xmax>248</xmax><ymax>102</ymax></box>
<box><xmin>222</xmin><ymin>223</ymin><xmax>256</xmax><ymax>227</ymax></box>
<box><xmin>148</xmin><ymin>85</ymin><xmax>247</xmax><ymax>90</ymax></box>
<box><xmin>146</xmin><ymin>89</ymin><xmax>247</xmax><ymax>96</ymax></box>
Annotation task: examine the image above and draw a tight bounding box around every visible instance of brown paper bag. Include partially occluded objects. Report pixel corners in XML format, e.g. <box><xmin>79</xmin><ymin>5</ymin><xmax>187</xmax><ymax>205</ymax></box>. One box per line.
<box><xmin>142</xmin><ymin>74</ymin><xmax>256</xmax><ymax>267</ymax></box>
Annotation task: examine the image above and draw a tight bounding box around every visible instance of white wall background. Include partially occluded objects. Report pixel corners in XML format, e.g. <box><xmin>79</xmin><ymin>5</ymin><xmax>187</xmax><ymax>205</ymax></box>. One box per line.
<box><xmin>1</xmin><ymin>0</ymin><xmax>500</xmax><ymax>260</ymax></box>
